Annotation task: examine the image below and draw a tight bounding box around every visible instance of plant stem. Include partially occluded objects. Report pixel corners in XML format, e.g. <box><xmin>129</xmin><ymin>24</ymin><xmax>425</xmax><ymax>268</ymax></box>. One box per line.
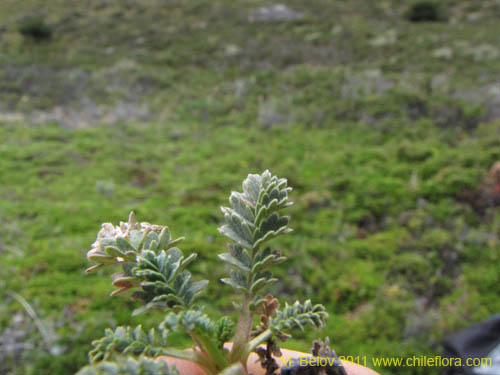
<box><xmin>189</xmin><ymin>331</ymin><xmax>229</xmax><ymax>372</ymax></box>
<box><xmin>230</xmin><ymin>328</ymin><xmax>273</xmax><ymax>370</ymax></box>
<box><xmin>230</xmin><ymin>294</ymin><xmax>253</xmax><ymax>364</ymax></box>
<box><xmin>159</xmin><ymin>347</ymin><xmax>197</xmax><ymax>362</ymax></box>
<box><xmin>231</xmin><ymin>238</ymin><xmax>266</xmax><ymax>364</ymax></box>
<box><xmin>191</xmin><ymin>349</ymin><xmax>219</xmax><ymax>375</ymax></box>
<box><xmin>246</xmin><ymin>329</ymin><xmax>272</xmax><ymax>353</ymax></box>
<box><xmin>232</xmin><ymin>235</ymin><xmax>264</xmax><ymax>362</ymax></box>
<box><xmin>7</xmin><ymin>291</ymin><xmax>54</xmax><ymax>351</ymax></box>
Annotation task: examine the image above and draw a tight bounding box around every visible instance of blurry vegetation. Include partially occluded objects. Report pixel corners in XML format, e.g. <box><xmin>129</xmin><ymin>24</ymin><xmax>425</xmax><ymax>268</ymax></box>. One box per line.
<box><xmin>18</xmin><ymin>16</ymin><xmax>52</xmax><ymax>41</ymax></box>
<box><xmin>0</xmin><ymin>0</ymin><xmax>500</xmax><ymax>374</ymax></box>
<box><xmin>405</xmin><ymin>1</ymin><xmax>445</xmax><ymax>22</ymax></box>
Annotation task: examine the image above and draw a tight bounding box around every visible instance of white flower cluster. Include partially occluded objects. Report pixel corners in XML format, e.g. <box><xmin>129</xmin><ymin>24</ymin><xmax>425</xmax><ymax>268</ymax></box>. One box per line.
<box><xmin>87</xmin><ymin>212</ymin><xmax>164</xmax><ymax>261</ymax></box>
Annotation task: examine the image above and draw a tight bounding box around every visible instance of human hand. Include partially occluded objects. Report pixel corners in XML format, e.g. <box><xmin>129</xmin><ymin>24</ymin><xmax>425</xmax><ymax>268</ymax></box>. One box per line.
<box><xmin>157</xmin><ymin>344</ymin><xmax>379</xmax><ymax>375</ymax></box>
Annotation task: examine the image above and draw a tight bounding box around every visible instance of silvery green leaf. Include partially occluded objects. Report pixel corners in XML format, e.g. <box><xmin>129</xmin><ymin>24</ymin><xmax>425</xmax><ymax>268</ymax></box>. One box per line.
<box><xmin>166</xmin><ymin>247</ymin><xmax>183</xmax><ymax>262</ymax></box>
<box><xmin>160</xmin><ymin>312</ymin><xmax>180</xmax><ymax>332</ymax></box>
<box><xmin>126</xmin><ymin>246</ymin><xmax>205</xmax><ymax>312</ymax></box>
<box><xmin>218</xmin><ymin>225</ymin><xmax>253</xmax><ymax>250</ymax></box>
<box><xmin>87</xmin><ymin>253</ymin><xmax>118</xmax><ymax>264</ymax></box>
<box><xmin>149</xmin><ymin>240</ymin><xmax>158</xmax><ymax>250</ymax></box>
<box><xmin>181</xmin><ymin>253</ymin><xmax>197</xmax><ymax>268</ymax></box>
<box><xmin>184</xmin><ymin>280</ymin><xmax>208</xmax><ymax>305</ymax></box>
<box><xmin>225</xmin><ymin>211</ymin><xmax>254</xmax><ymax>244</ymax></box>
<box><xmin>143</xmin><ymin>231</ymin><xmax>159</xmax><ymax>250</ymax></box>
<box><xmin>214</xmin><ymin>316</ymin><xmax>235</xmax><ymax>348</ymax></box>
<box><xmin>129</xmin><ymin>230</ymin><xmax>144</xmax><ymax>249</ymax></box>
<box><xmin>221</xmin><ymin>273</ymin><xmax>248</xmax><ymax>292</ymax></box>
<box><xmin>272</xmin><ymin>300</ymin><xmax>328</xmax><ymax>332</ymax></box>
<box><xmin>251</xmin><ymin>253</ymin><xmax>287</xmax><ymax>273</ymax></box>
<box><xmin>158</xmin><ymin>227</ymin><xmax>172</xmax><ymax>250</ymax></box>
<box><xmin>229</xmin><ymin>245</ymin><xmax>251</xmax><ymax>267</ymax></box>
<box><xmin>254</xmin><ymin>198</ymin><xmax>279</xmax><ymax>226</ymax></box>
<box><xmin>134</xmin><ymin>269</ymin><xmax>167</xmax><ymax>282</ymax></box>
<box><xmin>254</xmin><ymin>213</ymin><xmax>289</xmax><ymax>238</ymax></box>
<box><xmin>98</xmin><ymin>238</ymin><xmax>116</xmax><ymax>252</ymax></box>
<box><xmin>229</xmin><ymin>192</ymin><xmax>255</xmax><ymax>222</ymax></box>
<box><xmin>105</xmin><ymin>246</ymin><xmax>125</xmax><ymax>258</ymax></box>
<box><xmin>121</xmin><ymin>262</ymin><xmax>136</xmax><ymax>276</ymax></box>
<box><xmin>248</xmin><ymin>295</ymin><xmax>267</xmax><ymax>311</ymax></box>
<box><xmin>166</xmin><ymin>237</ymin><xmax>185</xmax><ymax>249</ymax></box>
<box><xmin>218</xmin><ymin>253</ymin><xmax>250</xmax><ymax>273</ymax></box>
<box><xmin>250</xmin><ymin>276</ymin><xmax>277</xmax><ymax>293</ymax></box>
<box><xmin>242</xmin><ymin>173</ymin><xmax>262</xmax><ymax>205</ymax></box>
<box><xmin>173</xmin><ymin>270</ymin><xmax>192</xmax><ymax>296</ymax></box>
<box><xmin>116</xmin><ymin>236</ymin><xmax>135</xmax><ymax>252</ymax></box>
<box><xmin>85</xmin><ymin>264</ymin><xmax>105</xmax><ymax>273</ymax></box>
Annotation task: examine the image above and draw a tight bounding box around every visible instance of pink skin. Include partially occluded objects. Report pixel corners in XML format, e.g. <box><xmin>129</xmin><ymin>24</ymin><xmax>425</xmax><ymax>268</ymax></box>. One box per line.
<box><xmin>157</xmin><ymin>343</ymin><xmax>379</xmax><ymax>375</ymax></box>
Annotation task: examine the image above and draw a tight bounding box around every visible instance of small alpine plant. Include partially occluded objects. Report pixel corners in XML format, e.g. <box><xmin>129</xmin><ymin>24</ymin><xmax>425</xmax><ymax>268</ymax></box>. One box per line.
<box><xmin>77</xmin><ymin>171</ymin><xmax>332</xmax><ymax>375</ymax></box>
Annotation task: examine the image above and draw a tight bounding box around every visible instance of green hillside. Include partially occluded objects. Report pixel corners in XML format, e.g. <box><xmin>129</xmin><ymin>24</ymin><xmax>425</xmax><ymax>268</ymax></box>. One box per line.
<box><xmin>1</xmin><ymin>1</ymin><xmax>499</xmax><ymax>374</ymax></box>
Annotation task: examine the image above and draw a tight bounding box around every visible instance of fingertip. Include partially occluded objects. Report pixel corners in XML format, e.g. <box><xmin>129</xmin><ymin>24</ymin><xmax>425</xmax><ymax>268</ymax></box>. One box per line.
<box><xmin>341</xmin><ymin>360</ymin><xmax>380</xmax><ymax>375</ymax></box>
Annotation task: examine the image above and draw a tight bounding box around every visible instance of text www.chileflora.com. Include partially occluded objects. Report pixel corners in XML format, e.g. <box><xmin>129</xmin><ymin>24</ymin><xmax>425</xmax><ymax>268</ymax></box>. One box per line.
<box><xmin>281</xmin><ymin>356</ymin><xmax>492</xmax><ymax>368</ymax></box>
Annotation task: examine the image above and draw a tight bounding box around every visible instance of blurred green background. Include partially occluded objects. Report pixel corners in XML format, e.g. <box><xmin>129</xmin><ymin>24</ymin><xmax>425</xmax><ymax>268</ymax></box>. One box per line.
<box><xmin>1</xmin><ymin>0</ymin><xmax>499</xmax><ymax>374</ymax></box>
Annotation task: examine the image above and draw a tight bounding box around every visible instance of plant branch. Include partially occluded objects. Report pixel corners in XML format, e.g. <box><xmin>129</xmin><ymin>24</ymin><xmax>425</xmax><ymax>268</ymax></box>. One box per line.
<box><xmin>188</xmin><ymin>331</ymin><xmax>229</xmax><ymax>372</ymax></box>
<box><xmin>246</xmin><ymin>329</ymin><xmax>273</xmax><ymax>354</ymax></box>
<box><xmin>219</xmin><ymin>171</ymin><xmax>293</xmax><ymax>366</ymax></box>
<box><xmin>158</xmin><ymin>347</ymin><xmax>197</xmax><ymax>362</ymax></box>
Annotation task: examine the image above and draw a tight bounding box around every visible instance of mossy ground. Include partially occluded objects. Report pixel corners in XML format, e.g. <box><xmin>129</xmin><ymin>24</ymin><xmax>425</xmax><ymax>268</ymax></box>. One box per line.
<box><xmin>1</xmin><ymin>1</ymin><xmax>499</xmax><ymax>374</ymax></box>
